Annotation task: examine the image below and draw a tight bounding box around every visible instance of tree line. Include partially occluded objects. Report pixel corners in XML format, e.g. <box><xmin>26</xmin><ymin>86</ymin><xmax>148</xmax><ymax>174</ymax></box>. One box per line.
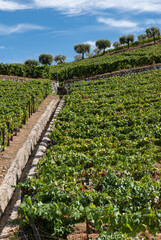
<box><xmin>24</xmin><ymin>26</ymin><xmax>160</xmax><ymax>66</ymax></box>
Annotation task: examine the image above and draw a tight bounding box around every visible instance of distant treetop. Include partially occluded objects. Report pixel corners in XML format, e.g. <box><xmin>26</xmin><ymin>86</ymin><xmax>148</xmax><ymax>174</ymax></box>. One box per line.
<box><xmin>39</xmin><ymin>53</ymin><xmax>53</xmax><ymax>65</ymax></box>
<box><xmin>145</xmin><ymin>26</ymin><xmax>160</xmax><ymax>43</ymax></box>
<box><xmin>54</xmin><ymin>55</ymin><xmax>66</xmax><ymax>64</ymax></box>
<box><xmin>74</xmin><ymin>43</ymin><xmax>90</xmax><ymax>59</ymax></box>
<box><xmin>24</xmin><ymin>59</ymin><xmax>39</xmax><ymax>66</ymax></box>
<box><xmin>95</xmin><ymin>39</ymin><xmax>111</xmax><ymax>54</ymax></box>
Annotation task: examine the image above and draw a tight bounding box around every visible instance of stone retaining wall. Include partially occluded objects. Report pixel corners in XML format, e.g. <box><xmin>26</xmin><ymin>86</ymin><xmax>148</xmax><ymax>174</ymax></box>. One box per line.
<box><xmin>0</xmin><ymin>97</ymin><xmax>60</xmax><ymax>217</ymax></box>
<box><xmin>66</xmin><ymin>63</ymin><xmax>161</xmax><ymax>87</ymax></box>
<box><xmin>0</xmin><ymin>75</ymin><xmax>59</xmax><ymax>94</ymax></box>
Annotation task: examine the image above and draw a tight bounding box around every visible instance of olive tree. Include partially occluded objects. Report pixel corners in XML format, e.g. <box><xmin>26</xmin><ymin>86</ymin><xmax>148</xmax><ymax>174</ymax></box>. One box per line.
<box><xmin>119</xmin><ymin>35</ymin><xmax>127</xmax><ymax>45</ymax></box>
<box><xmin>95</xmin><ymin>39</ymin><xmax>111</xmax><ymax>54</ymax></box>
<box><xmin>39</xmin><ymin>53</ymin><xmax>53</xmax><ymax>65</ymax></box>
<box><xmin>74</xmin><ymin>54</ymin><xmax>82</xmax><ymax>61</ymax></box>
<box><xmin>119</xmin><ymin>34</ymin><xmax>134</xmax><ymax>48</ymax></box>
<box><xmin>54</xmin><ymin>55</ymin><xmax>66</xmax><ymax>64</ymax></box>
<box><xmin>145</xmin><ymin>26</ymin><xmax>160</xmax><ymax>43</ymax></box>
<box><xmin>138</xmin><ymin>34</ymin><xmax>147</xmax><ymax>41</ymax></box>
<box><xmin>126</xmin><ymin>34</ymin><xmax>134</xmax><ymax>48</ymax></box>
<box><xmin>74</xmin><ymin>43</ymin><xmax>90</xmax><ymax>59</ymax></box>
<box><xmin>24</xmin><ymin>59</ymin><xmax>40</xmax><ymax>66</ymax></box>
<box><xmin>93</xmin><ymin>48</ymin><xmax>102</xmax><ymax>55</ymax></box>
<box><xmin>113</xmin><ymin>41</ymin><xmax>121</xmax><ymax>49</ymax></box>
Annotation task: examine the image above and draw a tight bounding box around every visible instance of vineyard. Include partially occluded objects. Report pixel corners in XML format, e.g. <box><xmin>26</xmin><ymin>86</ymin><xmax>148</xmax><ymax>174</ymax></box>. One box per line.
<box><xmin>50</xmin><ymin>43</ymin><xmax>161</xmax><ymax>81</ymax></box>
<box><xmin>0</xmin><ymin>79</ymin><xmax>52</xmax><ymax>150</ymax></box>
<box><xmin>0</xmin><ymin>43</ymin><xmax>161</xmax><ymax>82</ymax></box>
<box><xmin>18</xmin><ymin>69</ymin><xmax>161</xmax><ymax>239</ymax></box>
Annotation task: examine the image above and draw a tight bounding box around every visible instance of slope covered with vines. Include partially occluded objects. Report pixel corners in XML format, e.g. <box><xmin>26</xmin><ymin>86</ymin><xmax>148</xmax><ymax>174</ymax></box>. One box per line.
<box><xmin>0</xmin><ymin>79</ymin><xmax>52</xmax><ymax>150</ymax></box>
<box><xmin>51</xmin><ymin>43</ymin><xmax>161</xmax><ymax>81</ymax></box>
<box><xmin>19</xmin><ymin>70</ymin><xmax>161</xmax><ymax>239</ymax></box>
<box><xmin>0</xmin><ymin>43</ymin><xmax>161</xmax><ymax>82</ymax></box>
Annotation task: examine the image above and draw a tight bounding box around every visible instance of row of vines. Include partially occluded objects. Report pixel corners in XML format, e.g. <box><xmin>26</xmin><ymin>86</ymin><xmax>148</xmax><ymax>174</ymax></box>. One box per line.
<box><xmin>0</xmin><ymin>64</ymin><xmax>51</xmax><ymax>79</ymax></box>
<box><xmin>0</xmin><ymin>44</ymin><xmax>161</xmax><ymax>82</ymax></box>
<box><xmin>0</xmin><ymin>79</ymin><xmax>52</xmax><ymax>150</ymax></box>
<box><xmin>18</xmin><ymin>69</ymin><xmax>161</xmax><ymax>239</ymax></box>
<box><xmin>51</xmin><ymin>44</ymin><xmax>161</xmax><ymax>81</ymax></box>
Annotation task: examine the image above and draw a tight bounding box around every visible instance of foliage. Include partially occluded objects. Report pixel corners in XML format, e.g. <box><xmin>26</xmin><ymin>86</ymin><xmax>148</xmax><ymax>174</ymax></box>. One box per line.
<box><xmin>74</xmin><ymin>54</ymin><xmax>83</xmax><ymax>61</ymax></box>
<box><xmin>74</xmin><ymin>43</ymin><xmax>90</xmax><ymax>59</ymax></box>
<box><xmin>86</xmin><ymin>52</ymin><xmax>94</xmax><ymax>58</ymax></box>
<box><xmin>18</xmin><ymin>70</ymin><xmax>161</xmax><ymax>239</ymax></box>
<box><xmin>93</xmin><ymin>48</ymin><xmax>102</xmax><ymax>55</ymax></box>
<box><xmin>108</xmin><ymin>35</ymin><xmax>161</xmax><ymax>54</ymax></box>
<box><xmin>0</xmin><ymin>79</ymin><xmax>52</xmax><ymax>150</ymax></box>
<box><xmin>95</xmin><ymin>39</ymin><xmax>111</xmax><ymax>54</ymax></box>
<box><xmin>113</xmin><ymin>41</ymin><xmax>121</xmax><ymax>49</ymax></box>
<box><xmin>119</xmin><ymin>35</ymin><xmax>127</xmax><ymax>44</ymax></box>
<box><xmin>0</xmin><ymin>38</ymin><xmax>161</xmax><ymax>81</ymax></box>
<box><xmin>126</xmin><ymin>34</ymin><xmax>135</xmax><ymax>48</ymax></box>
<box><xmin>39</xmin><ymin>53</ymin><xmax>53</xmax><ymax>65</ymax></box>
<box><xmin>119</xmin><ymin>35</ymin><xmax>134</xmax><ymax>48</ymax></box>
<box><xmin>54</xmin><ymin>55</ymin><xmax>66</xmax><ymax>64</ymax></box>
<box><xmin>24</xmin><ymin>59</ymin><xmax>40</xmax><ymax>66</ymax></box>
<box><xmin>50</xmin><ymin>43</ymin><xmax>161</xmax><ymax>81</ymax></box>
<box><xmin>138</xmin><ymin>34</ymin><xmax>147</xmax><ymax>41</ymax></box>
<box><xmin>146</xmin><ymin>26</ymin><xmax>160</xmax><ymax>43</ymax></box>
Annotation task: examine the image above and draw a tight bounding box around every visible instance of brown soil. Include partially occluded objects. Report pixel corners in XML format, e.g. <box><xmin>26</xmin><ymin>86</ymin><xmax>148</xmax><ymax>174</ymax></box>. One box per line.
<box><xmin>0</xmin><ymin>95</ymin><xmax>58</xmax><ymax>186</ymax></box>
<box><xmin>153</xmin><ymin>162</ymin><xmax>161</xmax><ymax>181</ymax></box>
<box><xmin>139</xmin><ymin>230</ymin><xmax>161</xmax><ymax>240</ymax></box>
<box><xmin>0</xmin><ymin>75</ymin><xmax>53</xmax><ymax>82</ymax></box>
<box><xmin>67</xmin><ymin>223</ymin><xmax>99</xmax><ymax>240</ymax></box>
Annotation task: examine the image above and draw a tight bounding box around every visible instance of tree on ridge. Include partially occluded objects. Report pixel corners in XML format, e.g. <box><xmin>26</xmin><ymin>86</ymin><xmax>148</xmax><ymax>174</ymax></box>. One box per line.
<box><xmin>39</xmin><ymin>53</ymin><xmax>53</xmax><ymax>65</ymax></box>
<box><xmin>95</xmin><ymin>39</ymin><xmax>111</xmax><ymax>54</ymax></box>
<box><xmin>145</xmin><ymin>26</ymin><xmax>160</xmax><ymax>43</ymax></box>
<box><xmin>74</xmin><ymin>44</ymin><xmax>90</xmax><ymax>59</ymax></box>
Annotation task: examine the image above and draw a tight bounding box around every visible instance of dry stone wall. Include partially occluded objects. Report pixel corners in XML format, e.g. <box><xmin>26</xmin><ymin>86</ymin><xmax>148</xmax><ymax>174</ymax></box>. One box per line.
<box><xmin>0</xmin><ymin>97</ymin><xmax>60</xmax><ymax>217</ymax></box>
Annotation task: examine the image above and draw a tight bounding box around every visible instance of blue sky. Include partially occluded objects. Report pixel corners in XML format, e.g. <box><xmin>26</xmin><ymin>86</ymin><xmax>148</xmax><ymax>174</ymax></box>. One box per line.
<box><xmin>0</xmin><ymin>0</ymin><xmax>161</xmax><ymax>64</ymax></box>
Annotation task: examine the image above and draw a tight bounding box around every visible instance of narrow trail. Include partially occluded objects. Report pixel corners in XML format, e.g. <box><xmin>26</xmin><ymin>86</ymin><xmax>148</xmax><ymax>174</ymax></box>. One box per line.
<box><xmin>1</xmin><ymin>63</ymin><xmax>161</xmax><ymax>239</ymax></box>
<box><xmin>0</xmin><ymin>96</ymin><xmax>58</xmax><ymax>185</ymax></box>
<box><xmin>0</xmin><ymin>97</ymin><xmax>64</xmax><ymax>239</ymax></box>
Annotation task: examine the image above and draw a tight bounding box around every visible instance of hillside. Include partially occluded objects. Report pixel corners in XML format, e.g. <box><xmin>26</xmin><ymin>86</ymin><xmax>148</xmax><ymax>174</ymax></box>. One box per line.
<box><xmin>0</xmin><ymin>41</ymin><xmax>161</xmax><ymax>82</ymax></box>
<box><xmin>51</xmin><ymin>43</ymin><xmax>161</xmax><ymax>81</ymax></box>
<box><xmin>18</xmin><ymin>69</ymin><xmax>161</xmax><ymax>239</ymax></box>
<box><xmin>0</xmin><ymin>79</ymin><xmax>52</xmax><ymax>150</ymax></box>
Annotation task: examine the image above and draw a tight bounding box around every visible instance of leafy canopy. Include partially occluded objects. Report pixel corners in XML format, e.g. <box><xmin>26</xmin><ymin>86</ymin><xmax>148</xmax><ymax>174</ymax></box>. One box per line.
<box><xmin>119</xmin><ymin>34</ymin><xmax>134</xmax><ymax>48</ymax></box>
<box><xmin>54</xmin><ymin>55</ymin><xmax>66</xmax><ymax>64</ymax></box>
<box><xmin>113</xmin><ymin>41</ymin><xmax>121</xmax><ymax>49</ymax></box>
<box><xmin>39</xmin><ymin>53</ymin><xmax>53</xmax><ymax>65</ymax></box>
<box><xmin>96</xmin><ymin>39</ymin><xmax>111</xmax><ymax>54</ymax></box>
<box><xmin>145</xmin><ymin>26</ymin><xmax>160</xmax><ymax>43</ymax></box>
<box><xmin>138</xmin><ymin>34</ymin><xmax>147</xmax><ymax>41</ymax></box>
<box><xmin>74</xmin><ymin>43</ymin><xmax>90</xmax><ymax>59</ymax></box>
<box><xmin>24</xmin><ymin>59</ymin><xmax>40</xmax><ymax>66</ymax></box>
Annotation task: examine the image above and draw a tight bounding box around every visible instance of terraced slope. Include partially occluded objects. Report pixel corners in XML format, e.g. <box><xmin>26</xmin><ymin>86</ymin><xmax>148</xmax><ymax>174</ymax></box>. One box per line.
<box><xmin>0</xmin><ymin>79</ymin><xmax>52</xmax><ymax>150</ymax></box>
<box><xmin>19</xmin><ymin>69</ymin><xmax>161</xmax><ymax>239</ymax></box>
<box><xmin>51</xmin><ymin>43</ymin><xmax>161</xmax><ymax>81</ymax></box>
<box><xmin>0</xmin><ymin>42</ymin><xmax>161</xmax><ymax>82</ymax></box>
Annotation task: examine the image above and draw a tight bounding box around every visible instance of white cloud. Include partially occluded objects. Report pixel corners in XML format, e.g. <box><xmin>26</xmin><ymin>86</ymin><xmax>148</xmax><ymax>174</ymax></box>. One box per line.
<box><xmin>146</xmin><ymin>19</ymin><xmax>161</xmax><ymax>25</ymax></box>
<box><xmin>0</xmin><ymin>0</ymin><xmax>30</xmax><ymax>11</ymax></box>
<box><xmin>0</xmin><ymin>23</ymin><xmax>45</xmax><ymax>35</ymax></box>
<box><xmin>98</xmin><ymin>18</ymin><xmax>137</xmax><ymax>28</ymax></box>
<box><xmin>83</xmin><ymin>40</ymin><xmax>96</xmax><ymax>49</ymax></box>
<box><xmin>0</xmin><ymin>46</ymin><xmax>5</xmax><ymax>49</ymax></box>
<box><xmin>32</xmin><ymin>0</ymin><xmax>161</xmax><ymax>15</ymax></box>
<box><xmin>1</xmin><ymin>0</ymin><xmax>161</xmax><ymax>15</ymax></box>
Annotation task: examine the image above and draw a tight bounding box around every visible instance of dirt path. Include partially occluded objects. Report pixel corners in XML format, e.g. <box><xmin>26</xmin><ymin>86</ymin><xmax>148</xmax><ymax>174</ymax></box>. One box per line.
<box><xmin>0</xmin><ymin>95</ymin><xmax>58</xmax><ymax>186</ymax></box>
